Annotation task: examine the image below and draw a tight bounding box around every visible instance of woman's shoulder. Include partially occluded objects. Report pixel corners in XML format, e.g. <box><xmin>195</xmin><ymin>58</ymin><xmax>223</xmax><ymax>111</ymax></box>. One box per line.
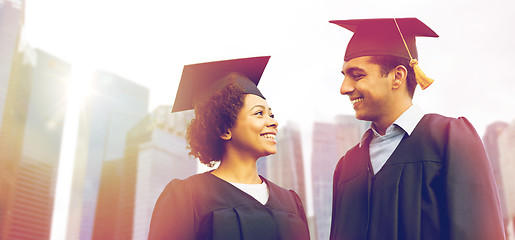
<box><xmin>262</xmin><ymin>177</ymin><xmax>304</xmax><ymax>208</ymax></box>
<box><xmin>164</xmin><ymin>172</ymin><xmax>212</xmax><ymax>190</ymax></box>
<box><xmin>261</xmin><ymin>176</ymin><xmax>289</xmax><ymax>194</ymax></box>
<box><xmin>154</xmin><ymin>172</ymin><xmax>217</xmax><ymax>214</ymax></box>
<box><xmin>262</xmin><ymin>176</ymin><xmax>309</xmax><ymax>228</ymax></box>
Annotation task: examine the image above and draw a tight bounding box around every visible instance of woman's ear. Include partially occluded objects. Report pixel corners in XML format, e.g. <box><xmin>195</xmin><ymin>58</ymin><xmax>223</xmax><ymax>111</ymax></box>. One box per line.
<box><xmin>220</xmin><ymin>129</ymin><xmax>232</xmax><ymax>140</ymax></box>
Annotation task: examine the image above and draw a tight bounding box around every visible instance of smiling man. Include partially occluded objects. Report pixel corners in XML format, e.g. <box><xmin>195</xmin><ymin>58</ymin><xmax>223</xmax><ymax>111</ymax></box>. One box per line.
<box><xmin>329</xmin><ymin>18</ymin><xmax>505</xmax><ymax>240</ymax></box>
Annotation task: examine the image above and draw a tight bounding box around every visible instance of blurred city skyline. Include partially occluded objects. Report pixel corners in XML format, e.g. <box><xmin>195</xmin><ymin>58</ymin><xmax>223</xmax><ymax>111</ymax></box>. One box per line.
<box><xmin>1</xmin><ymin>43</ymin><xmax>515</xmax><ymax>239</ymax></box>
<box><xmin>2</xmin><ymin>0</ymin><xmax>515</xmax><ymax>239</ymax></box>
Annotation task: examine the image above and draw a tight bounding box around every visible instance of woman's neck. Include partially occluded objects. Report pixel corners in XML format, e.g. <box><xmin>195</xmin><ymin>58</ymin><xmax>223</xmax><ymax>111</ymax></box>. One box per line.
<box><xmin>211</xmin><ymin>151</ymin><xmax>261</xmax><ymax>184</ymax></box>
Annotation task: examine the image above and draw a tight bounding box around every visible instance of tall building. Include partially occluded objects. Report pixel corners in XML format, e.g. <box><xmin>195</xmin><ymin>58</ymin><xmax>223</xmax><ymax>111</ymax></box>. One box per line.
<box><xmin>66</xmin><ymin>70</ymin><xmax>149</xmax><ymax>240</ymax></box>
<box><xmin>483</xmin><ymin>121</ymin><xmax>509</xmax><ymax>233</ymax></box>
<box><xmin>0</xmin><ymin>0</ymin><xmax>24</xmax><ymax>130</ymax></box>
<box><xmin>0</xmin><ymin>4</ymin><xmax>25</xmax><ymax>228</ymax></box>
<box><xmin>0</xmin><ymin>1</ymin><xmax>25</xmax><ymax>235</ymax></box>
<box><xmin>266</xmin><ymin>122</ymin><xmax>307</xmax><ymax>205</ymax></box>
<box><xmin>91</xmin><ymin>106</ymin><xmax>196</xmax><ymax>239</ymax></box>
<box><xmin>128</xmin><ymin>106</ymin><xmax>196</xmax><ymax>240</ymax></box>
<box><xmin>311</xmin><ymin>115</ymin><xmax>368</xmax><ymax>240</ymax></box>
<box><xmin>498</xmin><ymin>120</ymin><xmax>515</xmax><ymax>239</ymax></box>
<box><xmin>0</xmin><ymin>45</ymin><xmax>71</xmax><ymax>239</ymax></box>
<box><xmin>91</xmin><ymin>158</ymin><xmax>124</xmax><ymax>240</ymax></box>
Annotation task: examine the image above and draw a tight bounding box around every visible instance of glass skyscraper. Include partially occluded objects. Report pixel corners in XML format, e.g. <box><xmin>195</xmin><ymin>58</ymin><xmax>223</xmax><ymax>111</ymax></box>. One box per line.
<box><xmin>311</xmin><ymin>115</ymin><xmax>368</xmax><ymax>240</ymax></box>
<box><xmin>483</xmin><ymin>121</ymin><xmax>509</xmax><ymax>233</ymax></box>
<box><xmin>66</xmin><ymin>70</ymin><xmax>149</xmax><ymax>240</ymax></box>
<box><xmin>0</xmin><ymin>45</ymin><xmax>71</xmax><ymax>239</ymax></box>
<box><xmin>0</xmin><ymin>0</ymin><xmax>24</xmax><ymax>130</ymax></box>
<box><xmin>0</xmin><ymin>2</ymin><xmax>25</xmax><ymax>235</ymax></box>
<box><xmin>127</xmin><ymin>106</ymin><xmax>196</xmax><ymax>240</ymax></box>
<box><xmin>266</xmin><ymin>122</ymin><xmax>307</xmax><ymax>206</ymax></box>
<box><xmin>92</xmin><ymin>106</ymin><xmax>196</xmax><ymax>239</ymax></box>
<box><xmin>497</xmin><ymin>120</ymin><xmax>515</xmax><ymax>239</ymax></box>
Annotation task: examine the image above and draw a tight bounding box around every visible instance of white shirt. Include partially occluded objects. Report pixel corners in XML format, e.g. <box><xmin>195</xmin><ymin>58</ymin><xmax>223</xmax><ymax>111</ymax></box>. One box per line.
<box><xmin>229</xmin><ymin>181</ymin><xmax>269</xmax><ymax>205</ymax></box>
<box><xmin>359</xmin><ymin>105</ymin><xmax>426</xmax><ymax>174</ymax></box>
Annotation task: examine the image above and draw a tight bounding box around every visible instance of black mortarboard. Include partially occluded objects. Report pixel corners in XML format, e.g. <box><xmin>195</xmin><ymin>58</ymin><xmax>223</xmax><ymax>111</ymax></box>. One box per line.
<box><xmin>171</xmin><ymin>56</ymin><xmax>270</xmax><ymax>113</ymax></box>
<box><xmin>330</xmin><ymin>18</ymin><xmax>438</xmax><ymax>89</ymax></box>
<box><xmin>329</xmin><ymin>18</ymin><xmax>438</xmax><ymax>61</ymax></box>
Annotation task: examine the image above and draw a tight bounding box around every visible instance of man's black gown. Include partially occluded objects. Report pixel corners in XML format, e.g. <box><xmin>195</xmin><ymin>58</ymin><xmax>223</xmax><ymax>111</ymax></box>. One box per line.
<box><xmin>330</xmin><ymin>114</ymin><xmax>505</xmax><ymax>240</ymax></box>
<box><xmin>149</xmin><ymin>172</ymin><xmax>310</xmax><ymax>240</ymax></box>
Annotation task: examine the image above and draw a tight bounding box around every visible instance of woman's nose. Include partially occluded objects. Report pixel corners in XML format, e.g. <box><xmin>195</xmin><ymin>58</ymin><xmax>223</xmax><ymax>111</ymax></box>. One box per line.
<box><xmin>268</xmin><ymin>117</ymin><xmax>278</xmax><ymax>128</ymax></box>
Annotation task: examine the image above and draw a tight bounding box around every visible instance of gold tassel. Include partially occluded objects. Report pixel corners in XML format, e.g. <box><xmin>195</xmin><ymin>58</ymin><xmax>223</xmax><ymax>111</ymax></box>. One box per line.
<box><xmin>409</xmin><ymin>59</ymin><xmax>433</xmax><ymax>90</ymax></box>
<box><xmin>393</xmin><ymin>18</ymin><xmax>434</xmax><ymax>90</ymax></box>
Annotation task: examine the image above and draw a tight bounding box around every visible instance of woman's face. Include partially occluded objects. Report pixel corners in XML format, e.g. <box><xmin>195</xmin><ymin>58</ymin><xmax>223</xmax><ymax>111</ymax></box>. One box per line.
<box><xmin>226</xmin><ymin>94</ymin><xmax>278</xmax><ymax>158</ymax></box>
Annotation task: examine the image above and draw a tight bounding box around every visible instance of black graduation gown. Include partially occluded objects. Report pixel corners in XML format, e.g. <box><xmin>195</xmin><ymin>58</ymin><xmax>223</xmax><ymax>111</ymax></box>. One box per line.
<box><xmin>330</xmin><ymin>114</ymin><xmax>505</xmax><ymax>240</ymax></box>
<box><xmin>148</xmin><ymin>172</ymin><xmax>310</xmax><ymax>240</ymax></box>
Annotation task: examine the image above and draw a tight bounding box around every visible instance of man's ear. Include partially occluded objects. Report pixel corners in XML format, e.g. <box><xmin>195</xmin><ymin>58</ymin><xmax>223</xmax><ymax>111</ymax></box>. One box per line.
<box><xmin>220</xmin><ymin>129</ymin><xmax>232</xmax><ymax>140</ymax></box>
<box><xmin>392</xmin><ymin>65</ymin><xmax>408</xmax><ymax>89</ymax></box>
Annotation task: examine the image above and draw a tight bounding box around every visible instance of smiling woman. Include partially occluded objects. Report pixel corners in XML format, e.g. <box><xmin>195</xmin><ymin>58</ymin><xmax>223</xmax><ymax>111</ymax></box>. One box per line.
<box><xmin>218</xmin><ymin>94</ymin><xmax>278</xmax><ymax>162</ymax></box>
<box><xmin>148</xmin><ymin>56</ymin><xmax>310</xmax><ymax>240</ymax></box>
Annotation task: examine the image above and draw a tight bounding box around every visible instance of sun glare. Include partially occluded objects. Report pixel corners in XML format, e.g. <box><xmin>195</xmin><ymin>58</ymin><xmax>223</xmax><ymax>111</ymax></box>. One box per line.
<box><xmin>50</xmin><ymin>65</ymin><xmax>94</xmax><ymax>240</ymax></box>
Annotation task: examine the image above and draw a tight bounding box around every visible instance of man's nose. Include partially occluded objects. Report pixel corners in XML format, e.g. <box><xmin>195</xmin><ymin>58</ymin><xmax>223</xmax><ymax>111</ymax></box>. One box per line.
<box><xmin>340</xmin><ymin>77</ymin><xmax>354</xmax><ymax>95</ymax></box>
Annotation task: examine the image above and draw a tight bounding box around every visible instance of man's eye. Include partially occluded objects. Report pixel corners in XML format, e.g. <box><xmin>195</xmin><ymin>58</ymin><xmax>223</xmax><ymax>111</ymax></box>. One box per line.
<box><xmin>353</xmin><ymin>74</ymin><xmax>365</xmax><ymax>79</ymax></box>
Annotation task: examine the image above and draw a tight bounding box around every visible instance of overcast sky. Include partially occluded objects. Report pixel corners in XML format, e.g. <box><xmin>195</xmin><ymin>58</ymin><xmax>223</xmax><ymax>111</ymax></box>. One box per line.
<box><xmin>24</xmin><ymin>0</ymin><xmax>515</xmax><ymax>135</ymax></box>
<box><xmin>22</xmin><ymin>0</ymin><xmax>515</xmax><ymax>239</ymax></box>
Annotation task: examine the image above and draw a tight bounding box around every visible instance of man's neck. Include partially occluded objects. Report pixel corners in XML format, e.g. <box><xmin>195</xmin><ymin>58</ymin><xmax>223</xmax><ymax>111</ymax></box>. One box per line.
<box><xmin>373</xmin><ymin>101</ymin><xmax>412</xmax><ymax>135</ymax></box>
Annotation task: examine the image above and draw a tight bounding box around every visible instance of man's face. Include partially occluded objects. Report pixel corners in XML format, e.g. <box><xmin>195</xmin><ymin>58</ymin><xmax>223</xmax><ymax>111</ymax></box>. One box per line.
<box><xmin>340</xmin><ymin>56</ymin><xmax>394</xmax><ymax>123</ymax></box>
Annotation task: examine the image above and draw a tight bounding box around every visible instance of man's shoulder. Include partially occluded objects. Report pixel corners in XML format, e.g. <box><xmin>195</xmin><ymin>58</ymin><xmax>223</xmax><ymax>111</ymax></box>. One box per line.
<box><xmin>335</xmin><ymin>143</ymin><xmax>364</xmax><ymax>174</ymax></box>
<box><xmin>420</xmin><ymin>113</ymin><xmax>452</xmax><ymax>124</ymax></box>
<box><xmin>341</xmin><ymin>142</ymin><xmax>362</xmax><ymax>160</ymax></box>
<box><xmin>411</xmin><ymin>114</ymin><xmax>481</xmax><ymax>154</ymax></box>
<box><xmin>418</xmin><ymin>113</ymin><xmax>476</xmax><ymax>132</ymax></box>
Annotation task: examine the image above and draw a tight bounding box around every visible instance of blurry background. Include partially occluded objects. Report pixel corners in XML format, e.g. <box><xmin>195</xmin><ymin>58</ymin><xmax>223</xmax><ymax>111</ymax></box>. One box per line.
<box><xmin>1</xmin><ymin>0</ymin><xmax>514</xmax><ymax>239</ymax></box>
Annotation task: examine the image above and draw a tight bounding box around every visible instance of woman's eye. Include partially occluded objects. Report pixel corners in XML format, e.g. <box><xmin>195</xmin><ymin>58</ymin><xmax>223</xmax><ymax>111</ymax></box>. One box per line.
<box><xmin>255</xmin><ymin>111</ymin><xmax>263</xmax><ymax>116</ymax></box>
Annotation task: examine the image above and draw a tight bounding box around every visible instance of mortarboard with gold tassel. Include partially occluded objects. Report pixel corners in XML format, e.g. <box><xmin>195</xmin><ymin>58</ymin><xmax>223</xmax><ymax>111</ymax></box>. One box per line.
<box><xmin>329</xmin><ymin>17</ymin><xmax>439</xmax><ymax>89</ymax></box>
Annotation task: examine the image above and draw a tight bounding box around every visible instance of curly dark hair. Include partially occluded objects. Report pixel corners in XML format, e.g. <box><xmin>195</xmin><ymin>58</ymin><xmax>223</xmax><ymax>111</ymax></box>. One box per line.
<box><xmin>368</xmin><ymin>55</ymin><xmax>417</xmax><ymax>99</ymax></box>
<box><xmin>186</xmin><ymin>81</ymin><xmax>246</xmax><ymax>166</ymax></box>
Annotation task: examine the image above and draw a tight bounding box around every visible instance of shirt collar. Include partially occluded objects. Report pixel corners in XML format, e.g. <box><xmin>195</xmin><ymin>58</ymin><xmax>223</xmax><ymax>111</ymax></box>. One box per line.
<box><xmin>359</xmin><ymin>105</ymin><xmax>425</xmax><ymax>147</ymax></box>
<box><xmin>359</xmin><ymin>128</ymin><xmax>373</xmax><ymax>148</ymax></box>
<box><xmin>394</xmin><ymin>104</ymin><xmax>425</xmax><ymax>136</ymax></box>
